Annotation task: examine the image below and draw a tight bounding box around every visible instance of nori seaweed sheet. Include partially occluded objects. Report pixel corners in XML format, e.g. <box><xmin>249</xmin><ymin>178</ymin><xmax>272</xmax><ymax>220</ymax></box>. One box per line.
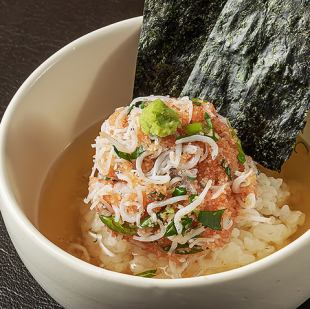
<box><xmin>181</xmin><ymin>0</ymin><xmax>310</xmax><ymax>170</ymax></box>
<box><xmin>133</xmin><ymin>0</ymin><xmax>227</xmax><ymax>98</ymax></box>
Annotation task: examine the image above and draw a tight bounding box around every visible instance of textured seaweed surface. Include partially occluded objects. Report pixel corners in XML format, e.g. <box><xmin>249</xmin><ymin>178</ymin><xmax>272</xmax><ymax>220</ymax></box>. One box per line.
<box><xmin>133</xmin><ymin>0</ymin><xmax>227</xmax><ymax>98</ymax></box>
<box><xmin>181</xmin><ymin>0</ymin><xmax>310</xmax><ymax>170</ymax></box>
<box><xmin>135</xmin><ymin>0</ymin><xmax>310</xmax><ymax>170</ymax></box>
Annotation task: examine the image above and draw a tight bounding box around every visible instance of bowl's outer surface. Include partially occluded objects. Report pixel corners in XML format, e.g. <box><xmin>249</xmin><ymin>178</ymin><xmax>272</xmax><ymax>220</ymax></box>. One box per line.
<box><xmin>0</xmin><ymin>17</ymin><xmax>309</xmax><ymax>309</ymax></box>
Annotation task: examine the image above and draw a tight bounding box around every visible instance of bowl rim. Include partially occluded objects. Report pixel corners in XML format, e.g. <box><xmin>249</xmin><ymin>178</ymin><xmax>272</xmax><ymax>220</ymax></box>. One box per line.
<box><xmin>0</xmin><ymin>16</ymin><xmax>309</xmax><ymax>288</ymax></box>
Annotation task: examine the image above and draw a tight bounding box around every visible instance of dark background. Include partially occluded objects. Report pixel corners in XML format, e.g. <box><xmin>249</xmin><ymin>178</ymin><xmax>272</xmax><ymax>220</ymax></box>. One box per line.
<box><xmin>0</xmin><ymin>1</ymin><xmax>144</xmax><ymax>308</ymax></box>
<box><xmin>0</xmin><ymin>1</ymin><xmax>308</xmax><ymax>308</ymax></box>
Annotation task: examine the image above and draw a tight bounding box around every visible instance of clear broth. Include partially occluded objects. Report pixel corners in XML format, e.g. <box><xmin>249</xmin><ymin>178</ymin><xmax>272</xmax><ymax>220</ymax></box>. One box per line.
<box><xmin>38</xmin><ymin>123</ymin><xmax>310</xmax><ymax>260</ymax></box>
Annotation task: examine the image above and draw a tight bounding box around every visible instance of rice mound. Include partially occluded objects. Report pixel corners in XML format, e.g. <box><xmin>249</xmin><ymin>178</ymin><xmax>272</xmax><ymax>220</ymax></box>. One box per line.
<box><xmin>75</xmin><ymin>95</ymin><xmax>305</xmax><ymax>278</ymax></box>
<box><xmin>78</xmin><ymin>171</ymin><xmax>304</xmax><ymax>278</ymax></box>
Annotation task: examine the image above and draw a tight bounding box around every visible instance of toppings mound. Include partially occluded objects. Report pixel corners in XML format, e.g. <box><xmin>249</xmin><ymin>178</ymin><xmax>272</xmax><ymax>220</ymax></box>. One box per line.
<box><xmin>85</xmin><ymin>96</ymin><xmax>257</xmax><ymax>255</ymax></box>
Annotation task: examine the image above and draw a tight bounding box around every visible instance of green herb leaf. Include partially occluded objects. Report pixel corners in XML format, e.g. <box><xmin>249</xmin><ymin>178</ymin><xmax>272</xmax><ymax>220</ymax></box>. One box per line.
<box><xmin>164</xmin><ymin>216</ymin><xmax>193</xmax><ymax>237</ymax></box>
<box><xmin>135</xmin><ymin>269</ymin><xmax>157</xmax><ymax>278</ymax></box>
<box><xmin>237</xmin><ymin>152</ymin><xmax>246</xmax><ymax>164</ymax></box>
<box><xmin>185</xmin><ymin>122</ymin><xmax>203</xmax><ymax>135</ymax></box>
<box><xmin>99</xmin><ymin>215</ymin><xmax>137</xmax><ymax>235</ymax></box>
<box><xmin>128</xmin><ymin>101</ymin><xmax>146</xmax><ymax>114</ymax></box>
<box><xmin>181</xmin><ymin>216</ymin><xmax>193</xmax><ymax>231</ymax></box>
<box><xmin>191</xmin><ymin>98</ymin><xmax>202</xmax><ymax>106</ymax></box>
<box><xmin>113</xmin><ymin>145</ymin><xmax>144</xmax><ymax>161</ymax></box>
<box><xmin>162</xmin><ymin>242</ymin><xmax>203</xmax><ymax>254</ymax></box>
<box><xmin>140</xmin><ymin>216</ymin><xmax>158</xmax><ymax>228</ymax></box>
<box><xmin>221</xmin><ymin>159</ymin><xmax>232</xmax><ymax>180</ymax></box>
<box><xmin>172</xmin><ymin>186</ymin><xmax>187</xmax><ymax>196</ymax></box>
<box><xmin>164</xmin><ymin>221</ymin><xmax>177</xmax><ymax>237</ymax></box>
<box><xmin>175</xmin><ymin>245</ymin><xmax>203</xmax><ymax>255</ymax></box>
<box><xmin>231</xmin><ymin>129</ymin><xmax>246</xmax><ymax>164</ymax></box>
<box><xmin>140</xmin><ymin>102</ymin><xmax>147</xmax><ymax>109</ymax></box>
<box><xmin>198</xmin><ymin>209</ymin><xmax>225</xmax><ymax>230</ymax></box>
<box><xmin>189</xmin><ymin>194</ymin><xmax>198</xmax><ymax>203</ymax></box>
<box><xmin>236</xmin><ymin>141</ymin><xmax>246</xmax><ymax>164</ymax></box>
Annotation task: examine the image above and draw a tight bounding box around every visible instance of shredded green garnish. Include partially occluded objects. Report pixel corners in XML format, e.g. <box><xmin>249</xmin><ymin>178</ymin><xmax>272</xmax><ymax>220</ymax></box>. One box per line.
<box><xmin>187</xmin><ymin>176</ymin><xmax>197</xmax><ymax>181</ymax></box>
<box><xmin>198</xmin><ymin>209</ymin><xmax>225</xmax><ymax>230</ymax></box>
<box><xmin>99</xmin><ymin>215</ymin><xmax>137</xmax><ymax>235</ymax></box>
<box><xmin>172</xmin><ymin>186</ymin><xmax>187</xmax><ymax>196</ymax></box>
<box><xmin>113</xmin><ymin>145</ymin><xmax>144</xmax><ymax>161</ymax></box>
<box><xmin>135</xmin><ymin>269</ymin><xmax>157</xmax><ymax>278</ymax></box>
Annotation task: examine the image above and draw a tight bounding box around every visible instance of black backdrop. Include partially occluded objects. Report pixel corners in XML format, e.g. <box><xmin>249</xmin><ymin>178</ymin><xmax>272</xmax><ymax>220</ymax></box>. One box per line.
<box><xmin>0</xmin><ymin>1</ymin><xmax>308</xmax><ymax>308</ymax></box>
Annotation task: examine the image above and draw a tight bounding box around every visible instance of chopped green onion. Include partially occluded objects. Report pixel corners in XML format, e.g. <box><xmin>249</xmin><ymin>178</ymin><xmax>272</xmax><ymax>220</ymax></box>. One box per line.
<box><xmin>236</xmin><ymin>140</ymin><xmax>246</xmax><ymax>164</ymax></box>
<box><xmin>185</xmin><ymin>122</ymin><xmax>203</xmax><ymax>135</ymax></box>
<box><xmin>204</xmin><ymin>112</ymin><xmax>218</xmax><ymax>141</ymax></box>
<box><xmin>230</xmin><ymin>128</ymin><xmax>246</xmax><ymax>164</ymax></box>
<box><xmin>187</xmin><ymin>175</ymin><xmax>197</xmax><ymax>181</ymax></box>
<box><xmin>204</xmin><ymin>112</ymin><xmax>213</xmax><ymax>131</ymax></box>
<box><xmin>103</xmin><ymin>176</ymin><xmax>111</xmax><ymax>180</ymax></box>
<box><xmin>189</xmin><ymin>194</ymin><xmax>198</xmax><ymax>203</ymax></box>
<box><xmin>237</xmin><ymin>152</ymin><xmax>246</xmax><ymax>164</ymax></box>
<box><xmin>99</xmin><ymin>215</ymin><xmax>137</xmax><ymax>235</ymax></box>
<box><xmin>172</xmin><ymin>186</ymin><xmax>187</xmax><ymax>196</ymax></box>
<box><xmin>198</xmin><ymin>209</ymin><xmax>225</xmax><ymax>230</ymax></box>
<box><xmin>191</xmin><ymin>98</ymin><xmax>202</xmax><ymax>106</ymax></box>
<box><xmin>113</xmin><ymin>145</ymin><xmax>144</xmax><ymax>161</ymax></box>
<box><xmin>221</xmin><ymin>159</ymin><xmax>232</xmax><ymax>180</ymax></box>
<box><xmin>135</xmin><ymin>269</ymin><xmax>157</xmax><ymax>278</ymax></box>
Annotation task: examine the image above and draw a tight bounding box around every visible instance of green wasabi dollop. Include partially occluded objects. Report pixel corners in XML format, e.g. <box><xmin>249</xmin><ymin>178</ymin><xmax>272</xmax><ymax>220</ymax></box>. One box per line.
<box><xmin>139</xmin><ymin>99</ymin><xmax>180</xmax><ymax>137</ymax></box>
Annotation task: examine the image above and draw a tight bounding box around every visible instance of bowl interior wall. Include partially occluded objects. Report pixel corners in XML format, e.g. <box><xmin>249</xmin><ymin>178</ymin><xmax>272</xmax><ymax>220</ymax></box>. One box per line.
<box><xmin>3</xmin><ymin>21</ymin><xmax>141</xmax><ymax>225</ymax></box>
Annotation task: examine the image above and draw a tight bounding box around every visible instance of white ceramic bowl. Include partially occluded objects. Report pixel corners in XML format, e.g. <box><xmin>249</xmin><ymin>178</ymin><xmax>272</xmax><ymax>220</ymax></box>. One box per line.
<box><xmin>0</xmin><ymin>17</ymin><xmax>309</xmax><ymax>309</ymax></box>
